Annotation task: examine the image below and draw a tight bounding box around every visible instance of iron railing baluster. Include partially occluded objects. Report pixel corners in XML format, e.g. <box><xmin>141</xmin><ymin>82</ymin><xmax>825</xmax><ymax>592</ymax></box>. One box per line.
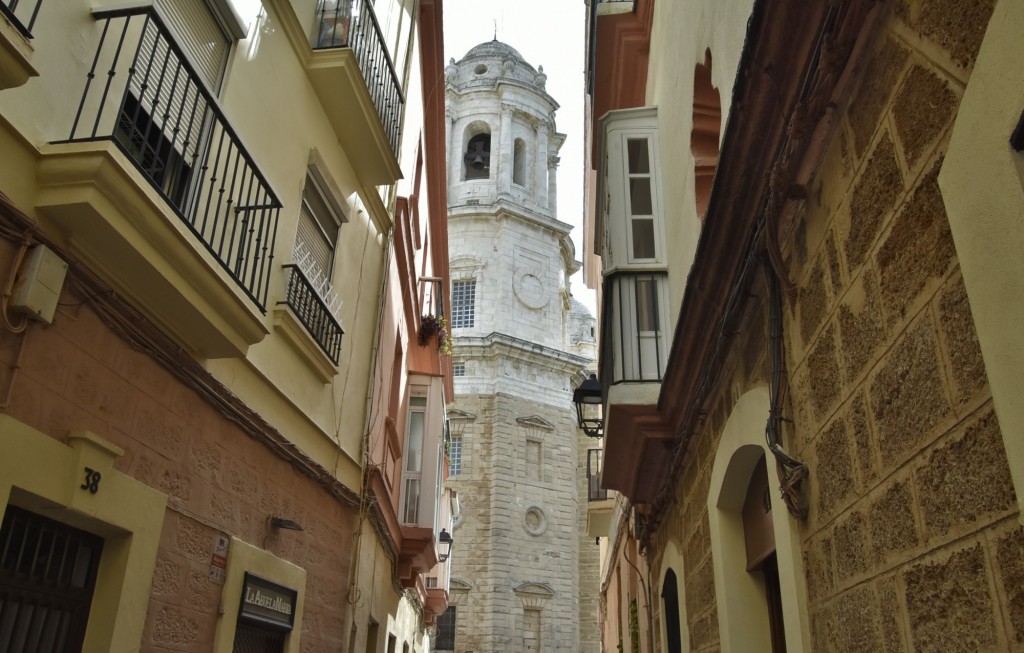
<box><xmin>58</xmin><ymin>7</ymin><xmax>282</xmax><ymax>312</ymax></box>
<box><xmin>279</xmin><ymin>264</ymin><xmax>344</xmax><ymax>363</ymax></box>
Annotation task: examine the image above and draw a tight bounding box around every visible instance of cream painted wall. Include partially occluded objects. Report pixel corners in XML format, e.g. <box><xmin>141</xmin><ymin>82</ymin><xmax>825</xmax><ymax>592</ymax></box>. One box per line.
<box><xmin>938</xmin><ymin>0</ymin><xmax>1024</xmax><ymax>523</ymax></box>
<box><xmin>0</xmin><ymin>0</ymin><xmax>418</xmax><ymax>484</ymax></box>
<box><xmin>644</xmin><ymin>0</ymin><xmax>756</xmax><ymax>314</ymax></box>
<box><xmin>0</xmin><ymin>416</ymin><xmax>167</xmax><ymax>652</ymax></box>
<box><xmin>707</xmin><ymin>386</ymin><xmax>809</xmax><ymax>653</ymax></box>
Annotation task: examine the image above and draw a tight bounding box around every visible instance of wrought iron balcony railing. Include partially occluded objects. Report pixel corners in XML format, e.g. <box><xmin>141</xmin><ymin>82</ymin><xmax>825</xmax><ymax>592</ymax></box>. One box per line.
<box><xmin>0</xmin><ymin>0</ymin><xmax>42</xmax><ymax>37</ymax></box>
<box><xmin>587</xmin><ymin>448</ymin><xmax>609</xmax><ymax>502</ymax></box>
<box><xmin>280</xmin><ymin>264</ymin><xmax>344</xmax><ymax>364</ymax></box>
<box><xmin>59</xmin><ymin>7</ymin><xmax>281</xmax><ymax>311</ymax></box>
<box><xmin>312</xmin><ymin>0</ymin><xmax>404</xmax><ymax>156</ymax></box>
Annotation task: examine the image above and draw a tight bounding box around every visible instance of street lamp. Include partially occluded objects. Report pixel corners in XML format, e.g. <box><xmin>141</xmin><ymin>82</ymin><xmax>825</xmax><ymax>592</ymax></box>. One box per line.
<box><xmin>438</xmin><ymin>528</ymin><xmax>453</xmax><ymax>563</ymax></box>
<box><xmin>573</xmin><ymin>373</ymin><xmax>604</xmax><ymax>438</ymax></box>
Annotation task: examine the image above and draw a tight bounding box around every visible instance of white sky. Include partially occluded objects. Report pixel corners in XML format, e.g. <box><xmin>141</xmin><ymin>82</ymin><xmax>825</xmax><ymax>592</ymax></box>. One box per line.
<box><xmin>442</xmin><ymin>0</ymin><xmax>597</xmax><ymax>313</ymax></box>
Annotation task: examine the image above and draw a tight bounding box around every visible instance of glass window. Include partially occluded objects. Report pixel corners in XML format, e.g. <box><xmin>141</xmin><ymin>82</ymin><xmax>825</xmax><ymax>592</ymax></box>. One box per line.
<box><xmin>631</xmin><ymin>218</ymin><xmax>655</xmax><ymax>259</ymax></box>
<box><xmin>627</xmin><ymin>139</ymin><xmax>650</xmax><ymax>174</ymax></box>
<box><xmin>451</xmin><ymin>280</ymin><xmax>476</xmax><ymax>328</ymax></box>
<box><xmin>436</xmin><ymin>607</ymin><xmax>457</xmax><ymax>651</ymax></box>
<box><xmin>400</xmin><ymin>392</ymin><xmax>428</xmax><ymax>524</ymax></box>
<box><xmin>636</xmin><ymin>277</ymin><xmax>660</xmax><ymax>332</ymax></box>
<box><xmin>625</xmin><ymin>137</ymin><xmax>657</xmax><ymax>261</ymax></box>
<box><xmin>448</xmin><ymin>434</ymin><xmax>462</xmax><ymax>476</ymax></box>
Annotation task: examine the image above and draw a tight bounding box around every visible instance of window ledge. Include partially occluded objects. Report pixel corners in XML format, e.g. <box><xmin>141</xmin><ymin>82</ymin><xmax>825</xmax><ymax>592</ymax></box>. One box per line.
<box><xmin>273</xmin><ymin>305</ymin><xmax>340</xmax><ymax>383</ymax></box>
<box><xmin>35</xmin><ymin>141</ymin><xmax>269</xmax><ymax>358</ymax></box>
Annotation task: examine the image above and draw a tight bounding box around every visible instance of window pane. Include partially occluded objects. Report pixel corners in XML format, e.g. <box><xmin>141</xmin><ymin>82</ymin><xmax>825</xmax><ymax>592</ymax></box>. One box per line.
<box><xmin>405</xmin><ymin>411</ymin><xmax>424</xmax><ymax>472</ymax></box>
<box><xmin>402</xmin><ymin>478</ymin><xmax>420</xmax><ymax>523</ymax></box>
<box><xmin>436</xmin><ymin>607</ymin><xmax>457</xmax><ymax>650</ymax></box>
<box><xmin>627</xmin><ymin>138</ymin><xmax>650</xmax><ymax>174</ymax></box>
<box><xmin>636</xmin><ymin>278</ymin><xmax>659</xmax><ymax>331</ymax></box>
<box><xmin>631</xmin><ymin>219</ymin><xmax>656</xmax><ymax>259</ymax></box>
<box><xmin>629</xmin><ymin>178</ymin><xmax>653</xmax><ymax>215</ymax></box>
<box><xmin>448</xmin><ymin>435</ymin><xmax>462</xmax><ymax>476</ymax></box>
<box><xmin>451</xmin><ymin>280</ymin><xmax>476</xmax><ymax>328</ymax></box>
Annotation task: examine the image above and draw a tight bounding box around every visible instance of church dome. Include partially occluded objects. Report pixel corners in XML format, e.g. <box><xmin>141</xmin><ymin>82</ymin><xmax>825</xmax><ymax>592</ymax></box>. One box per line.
<box><xmin>462</xmin><ymin>39</ymin><xmax>526</xmax><ymax>63</ymax></box>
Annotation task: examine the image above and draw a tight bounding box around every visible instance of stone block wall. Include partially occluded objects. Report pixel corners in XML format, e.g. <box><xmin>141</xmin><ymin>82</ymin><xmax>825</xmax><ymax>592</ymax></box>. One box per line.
<box><xmin>446</xmin><ymin>389</ymin><xmax>583</xmax><ymax>652</ymax></box>
<box><xmin>651</xmin><ymin>1</ymin><xmax>1021</xmax><ymax>651</ymax></box>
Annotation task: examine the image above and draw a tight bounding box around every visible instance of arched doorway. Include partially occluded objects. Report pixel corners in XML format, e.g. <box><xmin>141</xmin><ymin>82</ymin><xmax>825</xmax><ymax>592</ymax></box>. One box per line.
<box><xmin>707</xmin><ymin>387</ymin><xmax>808</xmax><ymax>652</ymax></box>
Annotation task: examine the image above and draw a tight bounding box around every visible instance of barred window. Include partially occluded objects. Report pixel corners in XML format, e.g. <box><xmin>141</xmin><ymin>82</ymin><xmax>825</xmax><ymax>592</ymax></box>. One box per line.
<box><xmin>451</xmin><ymin>280</ymin><xmax>476</xmax><ymax>328</ymax></box>
<box><xmin>448</xmin><ymin>434</ymin><xmax>462</xmax><ymax>476</ymax></box>
<box><xmin>452</xmin><ymin>362</ymin><xmax>465</xmax><ymax>377</ymax></box>
<box><xmin>436</xmin><ymin>607</ymin><xmax>457</xmax><ymax>650</ymax></box>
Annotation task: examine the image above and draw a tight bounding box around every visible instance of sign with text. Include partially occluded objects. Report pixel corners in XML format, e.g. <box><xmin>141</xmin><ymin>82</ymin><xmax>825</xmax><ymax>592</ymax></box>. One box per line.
<box><xmin>238</xmin><ymin>573</ymin><xmax>297</xmax><ymax>630</ymax></box>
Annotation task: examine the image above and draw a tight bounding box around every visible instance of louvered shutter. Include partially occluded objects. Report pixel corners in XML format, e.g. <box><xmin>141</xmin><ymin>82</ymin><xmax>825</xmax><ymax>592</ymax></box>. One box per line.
<box><xmin>126</xmin><ymin>0</ymin><xmax>228</xmax><ymax>159</ymax></box>
<box><xmin>296</xmin><ymin>206</ymin><xmax>334</xmax><ymax>279</ymax></box>
<box><xmin>155</xmin><ymin>0</ymin><xmax>229</xmax><ymax>91</ymax></box>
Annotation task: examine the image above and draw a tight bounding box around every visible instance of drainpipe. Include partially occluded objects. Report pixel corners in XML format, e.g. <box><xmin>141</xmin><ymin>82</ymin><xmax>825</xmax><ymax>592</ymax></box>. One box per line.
<box><xmin>342</xmin><ymin>215</ymin><xmax>396</xmax><ymax>642</ymax></box>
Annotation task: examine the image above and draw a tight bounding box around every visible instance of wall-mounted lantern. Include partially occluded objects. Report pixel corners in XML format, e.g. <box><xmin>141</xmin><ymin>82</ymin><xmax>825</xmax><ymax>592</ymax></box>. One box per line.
<box><xmin>573</xmin><ymin>373</ymin><xmax>604</xmax><ymax>438</ymax></box>
<box><xmin>438</xmin><ymin>528</ymin><xmax>454</xmax><ymax>562</ymax></box>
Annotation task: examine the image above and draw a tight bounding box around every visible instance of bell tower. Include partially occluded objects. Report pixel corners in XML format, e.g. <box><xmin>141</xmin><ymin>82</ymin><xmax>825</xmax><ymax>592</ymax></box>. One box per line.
<box><xmin>443</xmin><ymin>40</ymin><xmax>596</xmax><ymax>652</ymax></box>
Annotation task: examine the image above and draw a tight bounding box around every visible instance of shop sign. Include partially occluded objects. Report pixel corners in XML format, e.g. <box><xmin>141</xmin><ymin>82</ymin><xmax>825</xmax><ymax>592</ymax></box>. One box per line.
<box><xmin>239</xmin><ymin>573</ymin><xmax>297</xmax><ymax>630</ymax></box>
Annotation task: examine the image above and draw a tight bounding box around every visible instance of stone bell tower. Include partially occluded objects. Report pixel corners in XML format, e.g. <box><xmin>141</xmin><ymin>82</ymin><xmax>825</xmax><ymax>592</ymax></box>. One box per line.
<box><xmin>442</xmin><ymin>40</ymin><xmax>595</xmax><ymax>652</ymax></box>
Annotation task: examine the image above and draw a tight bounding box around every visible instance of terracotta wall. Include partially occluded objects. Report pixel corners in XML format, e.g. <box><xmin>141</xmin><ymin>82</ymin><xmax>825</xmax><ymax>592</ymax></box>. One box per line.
<box><xmin>0</xmin><ymin>238</ymin><xmax>358</xmax><ymax>652</ymax></box>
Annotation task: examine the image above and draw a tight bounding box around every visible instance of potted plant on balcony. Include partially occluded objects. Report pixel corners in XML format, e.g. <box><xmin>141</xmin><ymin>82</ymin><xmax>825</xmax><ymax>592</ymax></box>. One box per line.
<box><xmin>419</xmin><ymin>314</ymin><xmax>450</xmax><ymax>355</ymax></box>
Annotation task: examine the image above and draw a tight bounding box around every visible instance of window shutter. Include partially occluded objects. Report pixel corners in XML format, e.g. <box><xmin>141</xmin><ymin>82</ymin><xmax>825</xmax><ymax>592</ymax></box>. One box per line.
<box><xmin>155</xmin><ymin>0</ymin><xmax>229</xmax><ymax>91</ymax></box>
<box><xmin>296</xmin><ymin>206</ymin><xmax>334</xmax><ymax>279</ymax></box>
<box><xmin>125</xmin><ymin>1</ymin><xmax>228</xmax><ymax>160</ymax></box>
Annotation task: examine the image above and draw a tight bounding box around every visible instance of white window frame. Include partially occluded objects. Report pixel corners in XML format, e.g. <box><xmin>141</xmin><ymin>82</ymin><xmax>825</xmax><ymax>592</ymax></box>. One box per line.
<box><xmin>451</xmin><ymin>278</ymin><xmax>476</xmax><ymax>329</ymax></box>
<box><xmin>448</xmin><ymin>433</ymin><xmax>462</xmax><ymax>476</ymax></box>
<box><xmin>622</xmin><ymin>133</ymin><xmax>662</xmax><ymax>264</ymax></box>
<box><xmin>399</xmin><ymin>388</ymin><xmax>428</xmax><ymax>524</ymax></box>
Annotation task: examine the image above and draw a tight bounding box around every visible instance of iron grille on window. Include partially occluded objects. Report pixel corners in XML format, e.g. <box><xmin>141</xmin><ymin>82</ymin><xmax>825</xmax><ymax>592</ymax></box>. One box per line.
<box><xmin>0</xmin><ymin>505</ymin><xmax>104</xmax><ymax>652</ymax></box>
<box><xmin>452</xmin><ymin>362</ymin><xmax>465</xmax><ymax>377</ymax></box>
<box><xmin>60</xmin><ymin>7</ymin><xmax>282</xmax><ymax>311</ymax></box>
<box><xmin>280</xmin><ymin>264</ymin><xmax>344</xmax><ymax>364</ymax></box>
<box><xmin>451</xmin><ymin>280</ymin><xmax>476</xmax><ymax>328</ymax></box>
<box><xmin>435</xmin><ymin>607</ymin><xmax>456</xmax><ymax>650</ymax></box>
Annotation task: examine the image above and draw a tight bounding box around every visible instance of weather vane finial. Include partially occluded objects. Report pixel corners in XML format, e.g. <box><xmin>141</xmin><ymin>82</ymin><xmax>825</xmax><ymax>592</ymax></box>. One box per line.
<box><xmin>493</xmin><ymin>19</ymin><xmax>497</xmax><ymax>41</ymax></box>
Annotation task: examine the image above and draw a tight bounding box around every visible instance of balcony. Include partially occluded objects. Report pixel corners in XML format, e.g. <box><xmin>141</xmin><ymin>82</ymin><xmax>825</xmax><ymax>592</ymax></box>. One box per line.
<box><xmin>35</xmin><ymin>6</ymin><xmax>279</xmax><ymax>357</ymax></box>
<box><xmin>266</xmin><ymin>0</ymin><xmax>404</xmax><ymax>187</ymax></box>
<box><xmin>598</xmin><ymin>271</ymin><xmax>673</xmax><ymax>503</ymax></box>
<box><xmin>0</xmin><ymin>0</ymin><xmax>40</xmax><ymax>88</ymax></box>
<box><xmin>275</xmin><ymin>264</ymin><xmax>344</xmax><ymax>377</ymax></box>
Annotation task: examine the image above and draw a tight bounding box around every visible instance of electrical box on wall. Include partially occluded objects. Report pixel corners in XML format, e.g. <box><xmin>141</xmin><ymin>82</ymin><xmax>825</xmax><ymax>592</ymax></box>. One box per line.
<box><xmin>9</xmin><ymin>245</ymin><xmax>68</xmax><ymax>324</ymax></box>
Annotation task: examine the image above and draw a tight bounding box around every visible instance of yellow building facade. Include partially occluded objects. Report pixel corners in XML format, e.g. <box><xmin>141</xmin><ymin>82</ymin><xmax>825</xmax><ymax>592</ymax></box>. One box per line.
<box><xmin>0</xmin><ymin>0</ymin><xmax>453</xmax><ymax>650</ymax></box>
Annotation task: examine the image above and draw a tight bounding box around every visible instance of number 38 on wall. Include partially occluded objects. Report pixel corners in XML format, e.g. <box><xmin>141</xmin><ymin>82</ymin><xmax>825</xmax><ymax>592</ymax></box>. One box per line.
<box><xmin>80</xmin><ymin>467</ymin><xmax>102</xmax><ymax>494</ymax></box>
